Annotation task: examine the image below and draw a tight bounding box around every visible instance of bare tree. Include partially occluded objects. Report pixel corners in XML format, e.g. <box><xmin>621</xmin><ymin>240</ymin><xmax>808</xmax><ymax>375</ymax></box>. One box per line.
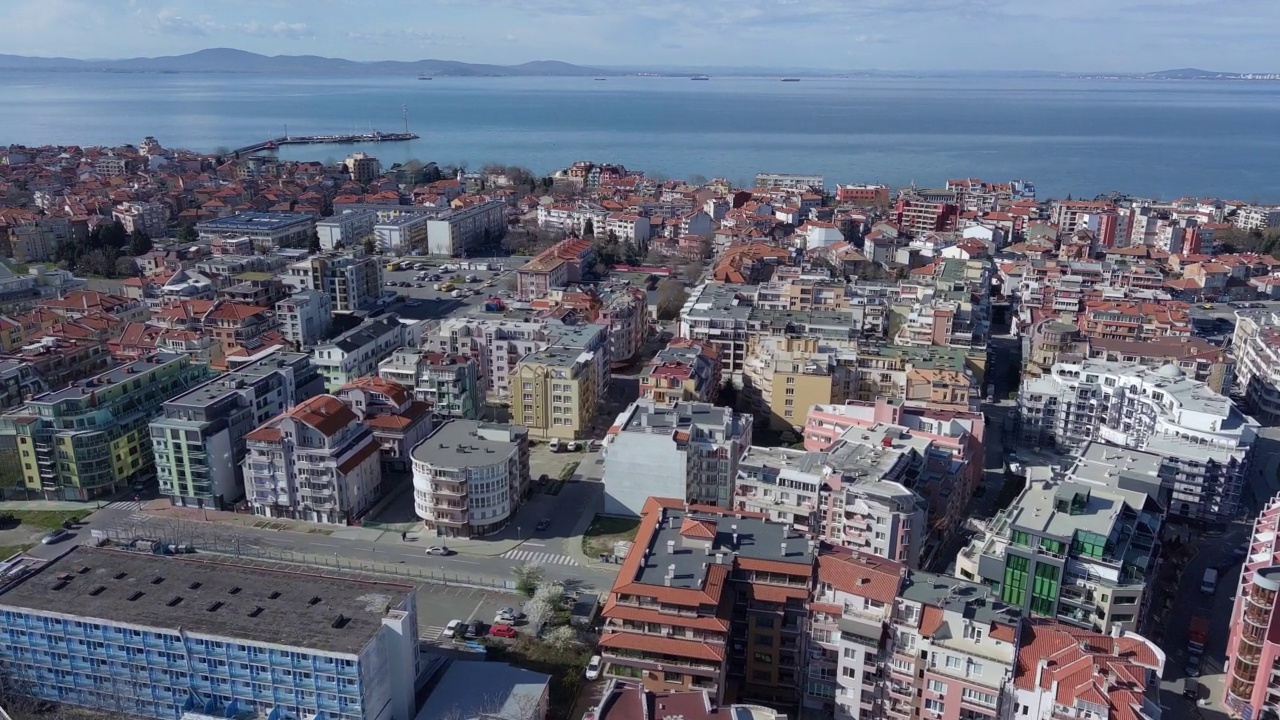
<box><xmin>680</xmin><ymin>258</ymin><xmax>704</xmax><ymax>284</ymax></box>
<box><xmin>655</xmin><ymin>279</ymin><xmax>689</xmax><ymax>321</ymax></box>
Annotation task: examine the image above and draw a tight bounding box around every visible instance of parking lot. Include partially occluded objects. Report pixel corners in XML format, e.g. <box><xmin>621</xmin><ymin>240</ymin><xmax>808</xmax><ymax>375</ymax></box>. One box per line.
<box><xmin>414</xmin><ymin>583</ymin><xmax>526</xmax><ymax>643</ymax></box>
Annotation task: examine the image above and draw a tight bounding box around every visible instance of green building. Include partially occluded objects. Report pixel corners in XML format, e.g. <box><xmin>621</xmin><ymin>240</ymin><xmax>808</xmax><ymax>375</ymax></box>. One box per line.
<box><xmin>0</xmin><ymin>352</ymin><xmax>211</xmax><ymax>500</ymax></box>
<box><xmin>955</xmin><ymin>442</ymin><xmax>1165</xmax><ymax>634</ymax></box>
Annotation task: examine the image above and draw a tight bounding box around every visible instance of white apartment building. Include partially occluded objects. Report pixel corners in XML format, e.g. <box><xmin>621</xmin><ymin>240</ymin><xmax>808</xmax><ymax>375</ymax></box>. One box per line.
<box><xmin>679</xmin><ymin>282</ymin><xmax>757</xmax><ymax>378</ymax></box>
<box><xmin>426</xmin><ymin>315</ymin><xmax>603</xmax><ymax>395</ymax></box>
<box><xmin>755</xmin><ymin>172</ymin><xmax>824</xmax><ymax>191</ymax></box>
<box><xmin>1018</xmin><ymin>359</ymin><xmax>1258</xmax><ymax>522</ymax></box>
<box><xmin>410</xmin><ymin>420</ymin><xmax>529</xmax><ymax>538</ymax></box>
<box><xmin>276</xmin><ymin>289</ymin><xmax>333</xmax><ymax>349</ymax></box>
<box><xmin>1232</xmin><ymin>309</ymin><xmax>1280</xmax><ymax>424</ymax></box>
<box><xmin>603</xmin><ymin>213</ymin><xmax>651</xmax><ymax>244</ymax></box>
<box><xmin>425</xmin><ymin>199</ymin><xmax>507</xmax><ymax>257</ymax></box>
<box><xmin>374</xmin><ymin>214</ymin><xmax>431</xmax><ymax>254</ymax></box>
<box><xmin>242</xmin><ymin>394</ymin><xmax>382</xmax><ymax>524</ymax></box>
<box><xmin>283</xmin><ymin>249</ymin><xmax>383</xmax><ymax>313</ymax></box>
<box><xmin>1234</xmin><ymin>205</ymin><xmax>1280</xmax><ymax>232</ymax></box>
<box><xmin>312</xmin><ymin>315</ymin><xmax>414</xmax><ymax>391</ymax></box>
<box><xmin>601</xmin><ymin>399</ymin><xmax>752</xmax><ymax>516</ymax></box>
<box><xmin>112</xmin><ymin>201</ymin><xmax>169</xmax><ymax>238</ymax></box>
<box><xmin>315</xmin><ymin>209</ymin><xmax>378</xmax><ymax>250</ymax></box>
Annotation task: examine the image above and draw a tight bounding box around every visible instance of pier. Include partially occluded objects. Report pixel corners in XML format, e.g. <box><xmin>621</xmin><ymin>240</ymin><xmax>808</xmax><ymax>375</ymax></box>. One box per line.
<box><xmin>228</xmin><ymin>131</ymin><xmax>419</xmax><ymax>158</ymax></box>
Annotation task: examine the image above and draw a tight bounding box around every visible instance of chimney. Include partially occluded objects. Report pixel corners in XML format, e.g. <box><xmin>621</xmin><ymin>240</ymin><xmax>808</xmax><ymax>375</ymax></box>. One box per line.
<box><xmin>1111</xmin><ymin>624</ymin><xmax>1124</xmax><ymax>639</ymax></box>
<box><xmin>715</xmin><ymin>553</ymin><xmax>724</xmax><ymax>564</ymax></box>
<box><xmin>704</xmin><ymin>544</ymin><xmax>711</xmax><ymax>556</ymax></box>
<box><xmin>780</xmin><ymin>542</ymin><xmax>787</xmax><ymax>557</ymax></box>
<box><xmin>667</xmin><ymin>540</ymin><xmax>675</xmax><ymax>554</ymax></box>
<box><xmin>732</xmin><ymin>532</ymin><xmax>739</xmax><ymax>548</ymax></box>
<box><xmin>1035</xmin><ymin>658</ymin><xmax>1049</xmax><ymax>690</ymax></box>
<box><xmin>667</xmin><ymin>563</ymin><xmax>676</xmax><ymax>578</ymax></box>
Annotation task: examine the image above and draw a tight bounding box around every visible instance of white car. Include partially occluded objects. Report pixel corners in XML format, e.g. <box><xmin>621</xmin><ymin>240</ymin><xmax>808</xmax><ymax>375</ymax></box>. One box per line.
<box><xmin>566</xmin><ymin>440</ymin><xmax>580</xmax><ymax>452</ymax></box>
<box><xmin>442</xmin><ymin>619</ymin><xmax>463</xmax><ymax>638</ymax></box>
<box><xmin>584</xmin><ymin>655</ymin><xmax>602</xmax><ymax>681</ymax></box>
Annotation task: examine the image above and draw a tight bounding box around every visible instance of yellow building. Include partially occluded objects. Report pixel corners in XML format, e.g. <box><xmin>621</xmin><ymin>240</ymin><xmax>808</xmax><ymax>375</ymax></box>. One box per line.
<box><xmin>0</xmin><ymin>352</ymin><xmax>210</xmax><ymax>500</ymax></box>
<box><xmin>511</xmin><ymin>346</ymin><xmax>601</xmax><ymax>440</ymax></box>
<box><xmin>769</xmin><ymin>357</ymin><xmax>835</xmax><ymax>432</ymax></box>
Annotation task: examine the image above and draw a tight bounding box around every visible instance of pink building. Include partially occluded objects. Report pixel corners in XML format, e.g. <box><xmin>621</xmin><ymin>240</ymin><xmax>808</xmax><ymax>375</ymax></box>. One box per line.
<box><xmin>1225</xmin><ymin>493</ymin><xmax>1280</xmax><ymax>718</ymax></box>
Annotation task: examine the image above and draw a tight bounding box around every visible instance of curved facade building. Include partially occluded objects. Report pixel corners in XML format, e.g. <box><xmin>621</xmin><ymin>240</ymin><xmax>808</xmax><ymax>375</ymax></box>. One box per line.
<box><xmin>411</xmin><ymin>420</ymin><xmax>528</xmax><ymax>539</ymax></box>
<box><xmin>1225</xmin><ymin>495</ymin><xmax>1280</xmax><ymax>719</ymax></box>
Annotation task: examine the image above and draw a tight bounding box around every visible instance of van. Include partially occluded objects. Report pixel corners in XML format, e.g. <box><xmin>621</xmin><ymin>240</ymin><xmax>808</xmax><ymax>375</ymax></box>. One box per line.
<box><xmin>1183</xmin><ymin>677</ymin><xmax>1199</xmax><ymax>700</ymax></box>
<box><xmin>1201</xmin><ymin>568</ymin><xmax>1218</xmax><ymax>594</ymax></box>
<box><xmin>549</xmin><ymin>438</ymin><xmax>561</xmax><ymax>452</ymax></box>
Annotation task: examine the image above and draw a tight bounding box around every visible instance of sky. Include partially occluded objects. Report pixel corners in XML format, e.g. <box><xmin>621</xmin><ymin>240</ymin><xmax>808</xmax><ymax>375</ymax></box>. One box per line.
<box><xmin>2</xmin><ymin>0</ymin><xmax>1279</xmax><ymax>72</ymax></box>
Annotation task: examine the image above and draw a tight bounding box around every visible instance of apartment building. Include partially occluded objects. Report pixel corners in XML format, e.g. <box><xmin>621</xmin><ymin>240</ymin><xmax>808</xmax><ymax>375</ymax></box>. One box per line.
<box><xmin>196</xmin><ymin>211</ymin><xmax>316</xmax><ymax>251</ymax></box>
<box><xmin>894</xmin><ymin>295</ymin><xmax>988</xmax><ymax>351</ymax></box>
<box><xmin>343</xmin><ymin>151</ymin><xmax>381</xmax><ymax>183</ymax></box>
<box><xmin>336</xmin><ymin>377</ymin><xmax>434</xmax><ymax>472</ymax></box>
<box><xmin>151</xmin><ymin>351</ymin><xmax>324</xmax><ymax>510</ymax></box>
<box><xmin>315</xmin><ymin>209</ymin><xmax>378</xmax><ymax>250</ymax></box>
<box><xmin>312</xmin><ymin>315</ymin><xmax>413</xmax><ymax>391</ymax></box>
<box><xmin>601</xmin><ymin>399</ymin><xmax>752</xmax><ymax>516</ymax></box>
<box><xmin>743</xmin><ymin>337</ymin><xmax>837</xmax><ymax>432</ymax></box>
<box><xmin>409</xmin><ymin>420</ymin><xmax>530</xmax><ymax>538</ymax></box>
<box><xmin>283</xmin><ymin>249</ymin><xmax>383</xmax><ymax>314</ymax></box>
<box><xmin>956</xmin><ymin>445</ymin><xmax>1164</xmax><ymax>635</ymax></box>
<box><xmin>639</xmin><ymin>339</ymin><xmax>721</xmax><ymax>406</ymax></box>
<box><xmin>597</xmin><ymin>498</ymin><xmax>815</xmax><ymax>706</ymax></box>
<box><xmin>112</xmin><ymin>201</ymin><xmax>169</xmax><ymax>238</ymax></box>
<box><xmin>1233</xmin><ymin>309</ymin><xmax>1280</xmax><ymax>424</ymax></box>
<box><xmin>378</xmin><ymin>348</ymin><xmax>481</xmax><ymax>419</ymax></box>
<box><xmin>243</xmin><ymin>394</ymin><xmax>382</xmax><ymax>524</ymax></box>
<box><xmin>679</xmin><ymin>283</ymin><xmax>756</xmax><ymax>378</ymax></box>
<box><xmin>0</xmin><ymin>546</ymin><xmax>419</xmax><ymax>720</ymax></box>
<box><xmin>0</xmin><ymin>358</ymin><xmax>44</xmax><ymax>410</ymax></box>
<box><xmin>1234</xmin><ymin>205</ymin><xmax>1280</xmax><ymax>232</ymax></box>
<box><xmin>1013</xmin><ymin>620</ymin><xmax>1165</xmax><ymax>720</ymax></box>
<box><xmin>1</xmin><ymin>352</ymin><xmax>210</xmax><ymax>500</ymax></box>
<box><xmin>426</xmin><ymin>316</ymin><xmax>603</xmax><ymax>395</ymax></box>
<box><xmin>7</xmin><ymin>214</ymin><xmax>70</xmax><ymax>263</ymax></box>
<box><xmin>424</xmin><ymin>199</ymin><xmax>507</xmax><ymax>257</ymax></box>
<box><xmin>373</xmin><ymin>213</ymin><xmax>431</xmax><ymax>254</ymax></box>
<box><xmin>835</xmin><ymin>183</ymin><xmax>890</xmax><ymax>205</ymax></box>
<box><xmin>755</xmin><ymin>172</ymin><xmax>824</xmax><ymax>191</ymax></box>
<box><xmin>1018</xmin><ymin>359</ymin><xmax>1257</xmax><ymax>522</ymax></box>
<box><xmin>276</xmin><ymin>289</ymin><xmax>333</xmax><ymax>349</ymax></box>
<box><xmin>511</xmin><ymin>342</ymin><xmax>607</xmax><ymax>440</ymax></box>
<box><xmin>1085</xmin><ymin>334</ymin><xmax>1234</xmax><ymax>395</ymax></box>
<box><xmin>1224</xmin><ymin>492</ymin><xmax>1280</xmax><ymax>718</ymax></box>
<box><xmin>599</xmin><ymin>284</ymin><xmax>649</xmax><ymax>367</ymax></box>
<box><xmin>604</xmin><ymin>213</ymin><xmax>652</xmax><ymax>244</ymax></box>
<box><xmin>895</xmin><ymin>192</ymin><xmax>959</xmax><ymax>234</ymax></box>
<box><xmin>590</xmin><ymin>682</ymin><xmax>787</xmax><ymax>720</ymax></box>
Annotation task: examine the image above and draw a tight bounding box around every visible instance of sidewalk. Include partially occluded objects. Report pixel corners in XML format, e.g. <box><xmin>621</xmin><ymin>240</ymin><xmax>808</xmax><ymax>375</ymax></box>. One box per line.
<box><xmin>0</xmin><ymin>500</ymin><xmax>105</xmax><ymax>511</ymax></box>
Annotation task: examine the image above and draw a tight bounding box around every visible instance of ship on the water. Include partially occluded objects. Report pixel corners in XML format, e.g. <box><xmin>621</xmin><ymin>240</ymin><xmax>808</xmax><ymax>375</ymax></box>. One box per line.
<box><xmin>781</xmin><ymin>77</ymin><xmax>800</xmax><ymax>82</ymax></box>
<box><xmin>690</xmin><ymin>75</ymin><xmax>711</xmax><ymax>81</ymax></box>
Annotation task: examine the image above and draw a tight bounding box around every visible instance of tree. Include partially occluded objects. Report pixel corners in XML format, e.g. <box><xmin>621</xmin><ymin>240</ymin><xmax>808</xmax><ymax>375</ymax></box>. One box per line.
<box><xmin>178</xmin><ymin>224</ymin><xmax>199</xmax><ymax>243</ymax></box>
<box><xmin>532</xmin><ymin>580</ymin><xmax>565</xmax><ymax>609</ymax></box>
<box><xmin>512</xmin><ymin>562</ymin><xmax>544</xmax><ymax>597</ymax></box>
<box><xmin>362</xmin><ymin>237</ymin><xmax>377</xmax><ymax>256</ymax></box>
<box><xmin>114</xmin><ymin>256</ymin><xmax>138</xmax><ymax>278</ymax></box>
<box><xmin>543</xmin><ymin>626</ymin><xmax>580</xmax><ymax>651</ymax></box>
<box><xmin>655</xmin><ymin>278</ymin><xmax>688</xmax><ymax>320</ymax></box>
<box><xmin>128</xmin><ymin>229</ymin><xmax>152</xmax><ymax>257</ymax></box>
<box><xmin>680</xmin><ymin>258</ymin><xmax>704</xmax><ymax>284</ymax></box>
<box><xmin>308</xmin><ymin>229</ymin><xmax>322</xmax><ymax>254</ymax></box>
<box><xmin>716</xmin><ymin>379</ymin><xmax>738</xmax><ymax>410</ymax></box>
<box><xmin>583</xmin><ymin>218</ymin><xmax>595</xmax><ymax>238</ymax></box>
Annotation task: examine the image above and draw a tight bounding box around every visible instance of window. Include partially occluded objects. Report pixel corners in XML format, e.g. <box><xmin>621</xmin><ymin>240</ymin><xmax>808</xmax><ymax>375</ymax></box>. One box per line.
<box><xmin>786</xmin><ymin>376</ymin><xmax>795</xmax><ymax>385</ymax></box>
<box><xmin>963</xmin><ymin>624</ymin><xmax>983</xmax><ymax>642</ymax></box>
<box><xmin>945</xmin><ymin>656</ymin><xmax>962</xmax><ymax>670</ymax></box>
<box><xmin>755</xmin><ymin>617</ymin><xmax>775</xmax><ymax>629</ymax></box>
<box><xmin>755</xmin><ymin>634</ymin><xmax>774</xmax><ymax>647</ymax></box>
<box><xmin>962</xmin><ymin>688</ymin><xmax>998</xmax><ymax>707</ymax></box>
<box><xmin>753</xmin><ymin>652</ymin><xmax>773</xmax><ymax>665</ymax></box>
<box><xmin>925</xmin><ymin>699</ymin><xmax>945</xmax><ymax>713</ymax></box>
<box><xmin>966</xmin><ymin>660</ymin><xmax>984</xmax><ymax>677</ymax></box>
<box><xmin>663</xmin><ymin>671</ymin><xmax>683</xmax><ymax>683</ymax></box>
<box><xmin>927</xmin><ymin>679</ymin><xmax>948</xmax><ymax>693</ymax></box>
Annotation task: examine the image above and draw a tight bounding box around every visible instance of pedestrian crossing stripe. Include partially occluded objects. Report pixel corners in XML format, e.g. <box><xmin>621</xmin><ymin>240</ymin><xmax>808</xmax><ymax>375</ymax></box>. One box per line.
<box><xmin>424</xmin><ymin>625</ymin><xmax>448</xmax><ymax>640</ymax></box>
<box><xmin>501</xmin><ymin>549</ymin><xmax>579</xmax><ymax>566</ymax></box>
<box><xmin>104</xmin><ymin>501</ymin><xmax>147</xmax><ymax>511</ymax></box>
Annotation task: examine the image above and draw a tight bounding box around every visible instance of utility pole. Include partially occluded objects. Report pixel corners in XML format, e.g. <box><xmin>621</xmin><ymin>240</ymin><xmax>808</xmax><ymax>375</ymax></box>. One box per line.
<box><xmin>403</xmin><ymin>104</ymin><xmax>409</xmax><ymax>135</ymax></box>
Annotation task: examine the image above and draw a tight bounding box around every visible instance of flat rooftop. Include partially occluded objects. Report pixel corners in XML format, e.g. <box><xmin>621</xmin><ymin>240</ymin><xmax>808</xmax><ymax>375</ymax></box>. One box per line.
<box><xmin>164</xmin><ymin>351</ymin><xmax>311</xmax><ymax>409</ymax></box>
<box><xmin>0</xmin><ymin>546</ymin><xmax>413</xmax><ymax>655</ymax></box>
<box><xmin>197</xmin><ymin>212</ymin><xmax>315</xmax><ymax>232</ymax></box>
<box><xmin>411</xmin><ymin>419</ymin><xmax>524</xmax><ymax>468</ymax></box>
<box><xmin>31</xmin><ymin>352</ymin><xmax>186</xmax><ymax>405</ymax></box>
<box><xmin>632</xmin><ymin>504</ymin><xmax>813</xmax><ymax>590</ymax></box>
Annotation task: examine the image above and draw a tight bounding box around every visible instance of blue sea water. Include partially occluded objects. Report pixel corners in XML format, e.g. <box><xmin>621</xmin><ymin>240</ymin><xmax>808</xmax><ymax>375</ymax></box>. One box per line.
<box><xmin>3</xmin><ymin>71</ymin><xmax>1280</xmax><ymax>200</ymax></box>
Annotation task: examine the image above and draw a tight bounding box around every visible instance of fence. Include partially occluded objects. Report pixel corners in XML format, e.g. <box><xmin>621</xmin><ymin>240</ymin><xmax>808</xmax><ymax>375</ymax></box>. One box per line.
<box><xmin>98</xmin><ymin>519</ymin><xmax>515</xmax><ymax>591</ymax></box>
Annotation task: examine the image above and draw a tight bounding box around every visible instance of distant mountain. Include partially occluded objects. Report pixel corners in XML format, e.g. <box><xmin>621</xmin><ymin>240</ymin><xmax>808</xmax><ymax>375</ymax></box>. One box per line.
<box><xmin>1142</xmin><ymin>67</ymin><xmax>1279</xmax><ymax>80</ymax></box>
<box><xmin>0</xmin><ymin>48</ymin><xmax>612</xmax><ymax>77</ymax></box>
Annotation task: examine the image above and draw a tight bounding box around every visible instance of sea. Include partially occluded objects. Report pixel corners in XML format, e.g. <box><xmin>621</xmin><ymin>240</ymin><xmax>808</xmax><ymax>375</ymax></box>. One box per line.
<box><xmin>4</xmin><ymin>70</ymin><xmax>1280</xmax><ymax>200</ymax></box>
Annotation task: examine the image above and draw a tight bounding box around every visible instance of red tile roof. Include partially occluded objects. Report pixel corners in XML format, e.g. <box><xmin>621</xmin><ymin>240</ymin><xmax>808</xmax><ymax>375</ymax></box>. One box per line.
<box><xmin>598</xmin><ymin>632</ymin><xmax>726</xmax><ymax>662</ymax></box>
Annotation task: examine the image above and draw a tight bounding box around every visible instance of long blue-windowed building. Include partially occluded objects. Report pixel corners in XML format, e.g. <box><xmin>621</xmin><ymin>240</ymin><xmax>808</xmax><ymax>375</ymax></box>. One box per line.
<box><xmin>0</xmin><ymin>546</ymin><xmax>419</xmax><ymax>720</ymax></box>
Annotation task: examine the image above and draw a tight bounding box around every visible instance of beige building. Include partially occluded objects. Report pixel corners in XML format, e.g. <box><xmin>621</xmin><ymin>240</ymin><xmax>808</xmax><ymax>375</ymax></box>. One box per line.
<box><xmin>511</xmin><ymin>345</ymin><xmax>604</xmax><ymax>440</ymax></box>
<box><xmin>343</xmin><ymin>152</ymin><xmax>381</xmax><ymax>184</ymax></box>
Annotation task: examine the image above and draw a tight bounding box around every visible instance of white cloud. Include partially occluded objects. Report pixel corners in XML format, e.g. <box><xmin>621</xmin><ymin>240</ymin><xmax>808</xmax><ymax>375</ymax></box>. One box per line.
<box><xmin>241</xmin><ymin>21</ymin><xmax>312</xmax><ymax>39</ymax></box>
<box><xmin>152</xmin><ymin>7</ymin><xmax>310</xmax><ymax>39</ymax></box>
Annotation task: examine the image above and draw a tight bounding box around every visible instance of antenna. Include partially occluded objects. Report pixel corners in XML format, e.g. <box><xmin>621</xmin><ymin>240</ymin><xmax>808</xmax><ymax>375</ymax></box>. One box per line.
<box><xmin>403</xmin><ymin>104</ymin><xmax>409</xmax><ymax>135</ymax></box>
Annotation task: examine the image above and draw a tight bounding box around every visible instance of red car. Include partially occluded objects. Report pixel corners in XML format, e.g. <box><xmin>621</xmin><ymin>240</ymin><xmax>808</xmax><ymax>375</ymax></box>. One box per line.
<box><xmin>488</xmin><ymin>623</ymin><xmax>518</xmax><ymax>638</ymax></box>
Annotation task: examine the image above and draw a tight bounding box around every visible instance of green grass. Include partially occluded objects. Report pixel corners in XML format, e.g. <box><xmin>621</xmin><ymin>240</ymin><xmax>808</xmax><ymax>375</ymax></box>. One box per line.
<box><xmin>0</xmin><ymin>544</ymin><xmax>34</xmax><ymax>558</ymax></box>
<box><xmin>1</xmin><ymin>510</ymin><xmax>85</xmax><ymax>530</ymax></box>
<box><xmin>582</xmin><ymin>514</ymin><xmax>640</xmax><ymax>558</ymax></box>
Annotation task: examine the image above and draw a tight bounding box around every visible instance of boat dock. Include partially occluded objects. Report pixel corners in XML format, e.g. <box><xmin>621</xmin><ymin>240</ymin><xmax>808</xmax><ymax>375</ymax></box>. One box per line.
<box><xmin>229</xmin><ymin>131</ymin><xmax>419</xmax><ymax>157</ymax></box>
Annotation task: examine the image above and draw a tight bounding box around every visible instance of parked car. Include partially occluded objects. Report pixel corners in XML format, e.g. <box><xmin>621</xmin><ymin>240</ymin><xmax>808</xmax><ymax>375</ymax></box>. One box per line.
<box><xmin>496</xmin><ymin>606</ymin><xmax>525</xmax><ymax>621</ymax></box>
<box><xmin>549</xmin><ymin>438</ymin><xmax>562</xmax><ymax>452</ymax></box>
<box><xmin>41</xmin><ymin>529</ymin><xmax>70</xmax><ymax>545</ymax></box>
<box><xmin>536</xmin><ymin>519</ymin><xmax>551</xmax><ymax>531</ymax></box>
<box><xmin>488</xmin><ymin>623</ymin><xmax>518</xmax><ymax>638</ymax></box>
<box><xmin>566</xmin><ymin>440</ymin><xmax>580</xmax><ymax>452</ymax></box>
<box><xmin>585</xmin><ymin>655</ymin><xmax>602</xmax><ymax>681</ymax></box>
<box><xmin>442</xmin><ymin>619</ymin><xmax>463</xmax><ymax>638</ymax></box>
<box><xmin>426</xmin><ymin>546</ymin><xmax>453</xmax><ymax>556</ymax></box>
<box><xmin>465</xmin><ymin>620</ymin><xmax>485</xmax><ymax>638</ymax></box>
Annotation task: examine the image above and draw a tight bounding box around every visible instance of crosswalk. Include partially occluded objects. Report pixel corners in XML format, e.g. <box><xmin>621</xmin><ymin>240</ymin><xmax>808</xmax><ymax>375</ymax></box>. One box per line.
<box><xmin>502</xmin><ymin>548</ymin><xmax>579</xmax><ymax>566</ymax></box>
<box><xmin>424</xmin><ymin>625</ymin><xmax>449</xmax><ymax>641</ymax></box>
<box><xmin>103</xmin><ymin>500</ymin><xmax>147</xmax><ymax>511</ymax></box>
